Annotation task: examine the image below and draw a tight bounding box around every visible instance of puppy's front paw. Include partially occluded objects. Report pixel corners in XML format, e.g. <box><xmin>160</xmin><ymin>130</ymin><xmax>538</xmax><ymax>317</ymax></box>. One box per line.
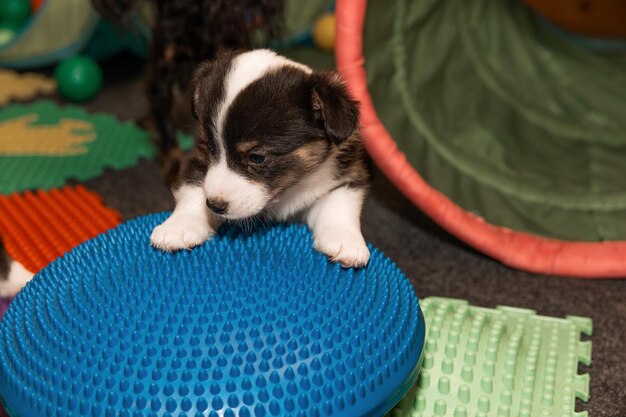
<box><xmin>314</xmin><ymin>229</ymin><xmax>370</xmax><ymax>268</ymax></box>
<box><xmin>150</xmin><ymin>216</ymin><xmax>214</xmax><ymax>251</ymax></box>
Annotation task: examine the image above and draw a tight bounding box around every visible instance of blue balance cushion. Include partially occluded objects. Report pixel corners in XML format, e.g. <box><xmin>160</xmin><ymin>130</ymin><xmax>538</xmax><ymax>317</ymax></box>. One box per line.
<box><xmin>0</xmin><ymin>213</ymin><xmax>425</xmax><ymax>417</ymax></box>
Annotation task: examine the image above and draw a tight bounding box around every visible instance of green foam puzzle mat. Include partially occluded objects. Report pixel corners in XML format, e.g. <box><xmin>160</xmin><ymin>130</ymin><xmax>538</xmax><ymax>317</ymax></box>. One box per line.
<box><xmin>387</xmin><ymin>297</ymin><xmax>592</xmax><ymax>417</ymax></box>
<box><xmin>0</xmin><ymin>101</ymin><xmax>193</xmax><ymax>194</ymax></box>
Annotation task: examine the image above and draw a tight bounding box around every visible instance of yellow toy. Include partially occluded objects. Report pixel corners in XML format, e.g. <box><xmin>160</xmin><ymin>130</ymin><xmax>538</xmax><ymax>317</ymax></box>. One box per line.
<box><xmin>312</xmin><ymin>13</ymin><xmax>335</xmax><ymax>51</ymax></box>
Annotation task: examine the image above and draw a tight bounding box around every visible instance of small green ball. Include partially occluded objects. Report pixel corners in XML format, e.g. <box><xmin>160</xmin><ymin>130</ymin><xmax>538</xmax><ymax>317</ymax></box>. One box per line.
<box><xmin>0</xmin><ymin>22</ymin><xmax>19</xmax><ymax>46</ymax></box>
<box><xmin>54</xmin><ymin>56</ymin><xmax>103</xmax><ymax>103</ymax></box>
<box><xmin>0</xmin><ymin>0</ymin><xmax>31</xmax><ymax>26</ymax></box>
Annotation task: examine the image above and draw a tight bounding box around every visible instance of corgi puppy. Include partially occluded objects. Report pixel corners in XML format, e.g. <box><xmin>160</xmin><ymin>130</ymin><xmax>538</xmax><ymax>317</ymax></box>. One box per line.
<box><xmin>151</xmin><ymin>49</ymin><xmax>371</xmax><ymax>268</ymax></box>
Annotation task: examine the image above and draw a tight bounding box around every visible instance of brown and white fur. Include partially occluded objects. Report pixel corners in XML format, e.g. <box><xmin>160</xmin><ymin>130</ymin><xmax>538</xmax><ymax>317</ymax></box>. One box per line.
<box><xmin>150</xmin><ymin>49</ymin><xmax>370</xmax><ymax>268</ymax></box>
<box><xmin>0</xmin><ymin>238</ymin><xmax>34</xmax><ymax>298</ymax></box>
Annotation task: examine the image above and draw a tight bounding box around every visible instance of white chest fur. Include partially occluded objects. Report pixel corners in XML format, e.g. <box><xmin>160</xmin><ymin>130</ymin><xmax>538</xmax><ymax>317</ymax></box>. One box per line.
<box><xmin>268</xmin><ymin>158</ymin><xmax>338</xmax><ymax>221</ymax></box>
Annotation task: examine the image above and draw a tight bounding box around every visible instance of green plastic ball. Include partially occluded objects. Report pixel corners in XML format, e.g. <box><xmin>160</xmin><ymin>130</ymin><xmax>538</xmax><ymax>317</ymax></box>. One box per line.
<box><xmin>0</xmin><ymin>0</ymin><xmax>31</xmax><ymax>26</ymax></box>
<box><xmin>0</xmin><ymin>22</ymin><xmax>19</xmax><ymax>46</ymax></box>
<box><xmin>54</xmin><ymin>56</ymin><xmax>103</xmax><ymax>103</ymax></box>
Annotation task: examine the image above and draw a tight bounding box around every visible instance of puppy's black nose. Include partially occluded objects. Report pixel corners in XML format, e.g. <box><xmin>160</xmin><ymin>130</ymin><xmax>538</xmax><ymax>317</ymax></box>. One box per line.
<box><xmin>206</xmin><ymin>198</ymin><xmax>228</xmax><ymax>215</ymax></box>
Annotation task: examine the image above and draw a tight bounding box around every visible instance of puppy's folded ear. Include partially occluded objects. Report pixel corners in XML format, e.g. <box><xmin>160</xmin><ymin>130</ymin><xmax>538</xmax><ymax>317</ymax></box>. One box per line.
<box><xmin>190</xmin><ymin>50</ymin><xmax>240</xmax><ymax>120</ymax></box>
<box><xmin>190</xmin><ymin>60</ymin><xmax>214</xmax><ymax>120</ymax></box>
<box><xmin>312</xmin><ymin>72</ymin><xmax>359</xmax><ymax>145</ymax></box>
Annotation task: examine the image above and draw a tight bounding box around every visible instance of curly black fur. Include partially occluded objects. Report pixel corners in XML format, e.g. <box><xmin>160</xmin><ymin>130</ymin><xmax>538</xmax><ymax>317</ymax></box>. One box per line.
<box><xmin>92</xmin><ymin>0</ymin><xmax>285</xmax><ymax>183</ymax></box>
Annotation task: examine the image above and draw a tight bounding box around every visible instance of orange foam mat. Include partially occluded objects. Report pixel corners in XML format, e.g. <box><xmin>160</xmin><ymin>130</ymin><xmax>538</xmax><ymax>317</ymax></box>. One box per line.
<box><xmin>0</xmin><ymin>186</ymin><xmax>121</xmax><ymax>273</ymax></box>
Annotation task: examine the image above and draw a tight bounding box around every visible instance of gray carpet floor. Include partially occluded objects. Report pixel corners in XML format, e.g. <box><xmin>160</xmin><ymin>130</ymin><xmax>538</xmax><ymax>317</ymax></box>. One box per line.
<box><xmin>70</xmin><ymin>54</ymin><xmax>626</xmax><ymax>417</ymax></box>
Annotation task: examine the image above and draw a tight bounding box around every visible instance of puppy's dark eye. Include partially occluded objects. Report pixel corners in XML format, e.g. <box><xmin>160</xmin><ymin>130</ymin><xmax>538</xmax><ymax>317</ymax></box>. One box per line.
<box><xmin>248</xmin><ymin>153</ymin><xmax>267</xmax><ymax>165</ymax></box>
<box><xmin>205</xmin><ymin>138</ymin><xmax>216</xmax><ymax>155</ymax></box>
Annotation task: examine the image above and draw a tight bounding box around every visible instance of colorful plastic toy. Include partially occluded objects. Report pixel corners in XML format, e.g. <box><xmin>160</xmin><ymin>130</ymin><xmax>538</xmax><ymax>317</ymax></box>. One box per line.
<box><xmin>0</xmin><ymin>1</ymin><xmax>100</xmax><ymax>68</ymax></box>
<box><xmin>0</xmin><ymin>0</ymin><xmax>146</xmax><ymax>69</ymax></box>
<box><xmin>30</xmin><ymin>0</ymin><xmax>43</xmax><ymax>12</ymax></box>
<box><xmin>54</xmin><ymin>55</ymin><xmax>103</xmax><ymax>102</ymax></box>
<box><xmin>0</xmin><ymin>214</ymin><xmax>425</xmax><ymax>417</ymax></box>
<box><xmin>0</xmin><ymin>23</ymin><xmax>18</xmax><ymax>47</ymax></box>
<box><xmin>336</xmin><ymin>0</ymin><xmax>626</xmax><ymax>278</ymax></box>
<box><xmin>389</xmin><ymin>297</ymin><xmax>592</xmax><ymax>417</ymax></box>
<box><xmin>0</xmin><ymin>0</ymin><xmax>31</xmax><ymax>27</ymax></box>
<box><xmin>274</xmin><ymin>0</ymin><xmax>334</xmax><ymax>49</ymax></box>
<box><xmin>312</xmin><ymin>13</ymin><xmax>336</xmax><ymax>51</ymax></box>
<box><xmin>524</xmin><ymin>0</ymin><xmax>626</xmax><ymax>39</ymax></box>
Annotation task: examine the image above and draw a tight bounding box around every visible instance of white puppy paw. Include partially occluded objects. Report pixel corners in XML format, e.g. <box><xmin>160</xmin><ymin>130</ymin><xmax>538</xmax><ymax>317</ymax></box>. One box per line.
<box><xmin>0</xmin><ymin>261</ymin><xmax>34</xmax><ymax>298</ymax></box>
<box><xmin>150</xmin><ymin>215</ymin><xmax>214</xmax><ymax>251</ymax></box>
<box><xmin>314</xmin><ymin>228</ymin><xmax>370</xmax><ymax>268</ymax></box>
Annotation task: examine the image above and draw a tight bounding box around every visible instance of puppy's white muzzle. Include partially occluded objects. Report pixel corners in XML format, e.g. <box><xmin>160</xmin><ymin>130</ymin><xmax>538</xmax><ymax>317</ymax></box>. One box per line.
<box><xmin>203</xmin><ymin>162</ymin><xmax>269</xmax><ymax>219</ymax></box>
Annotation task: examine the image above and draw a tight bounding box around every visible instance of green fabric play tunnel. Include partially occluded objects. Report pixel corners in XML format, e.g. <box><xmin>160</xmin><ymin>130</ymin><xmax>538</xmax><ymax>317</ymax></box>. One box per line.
<box><xmin>336</xmin><ymin>0</ymin><xmax>626</xmax><ymax>277</ymax></box>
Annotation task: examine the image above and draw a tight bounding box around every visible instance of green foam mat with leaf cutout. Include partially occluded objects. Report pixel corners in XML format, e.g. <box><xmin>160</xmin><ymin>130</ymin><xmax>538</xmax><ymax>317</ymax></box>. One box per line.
<box><xmin>0</xmin><ymin>101</ymin><xmax>193</xmax><ymax>194</ymax></box>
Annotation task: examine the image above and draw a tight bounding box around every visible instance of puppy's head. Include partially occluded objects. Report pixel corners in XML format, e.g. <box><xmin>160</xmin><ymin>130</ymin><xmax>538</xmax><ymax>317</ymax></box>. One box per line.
<box><xmin>190</xmin><ymin>49</ymin><xmax>358</xmax><ymax>220</ymax></box>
